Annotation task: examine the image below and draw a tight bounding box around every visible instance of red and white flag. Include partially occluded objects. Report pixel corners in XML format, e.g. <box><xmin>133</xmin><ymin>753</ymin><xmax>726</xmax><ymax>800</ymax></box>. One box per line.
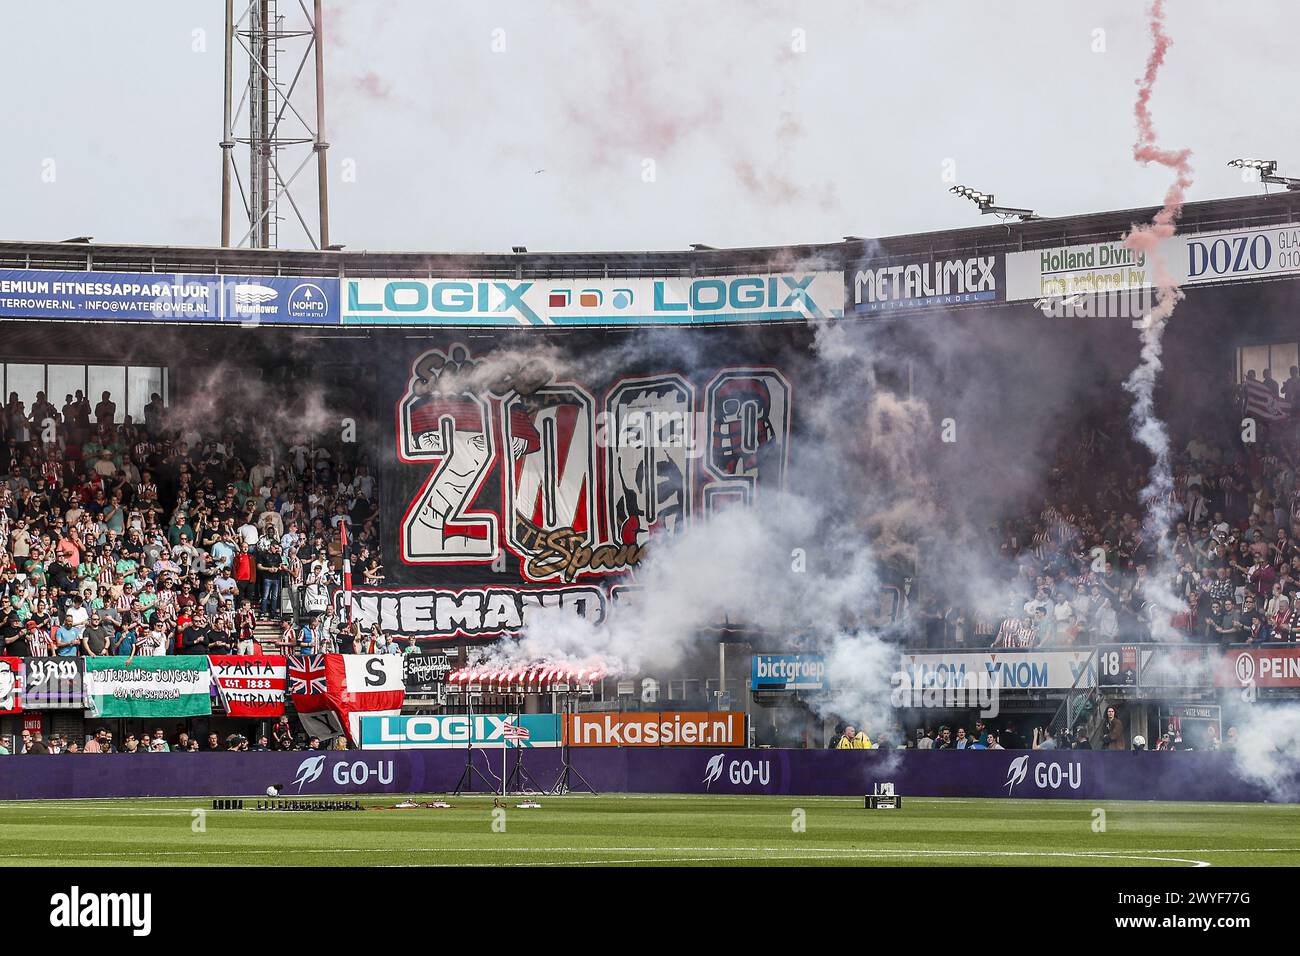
<box><xmin>289</xmin><ymin>654</ymin><xmax>405</xmax><ymax>743</ymax></box>
<box><xmin>339</xmin><ymin>521</ymin><xmax>353</xmax><ymax>623</ymax></box>
<box><xmin>1244</xmin><ymin>379</ymin><xmax>1288</xmax><ymax>422</ymax></box>
<box><xmin>502</xmin><ymin>718</ymin><xmax>530</xmax><ymax>741</ymax></box>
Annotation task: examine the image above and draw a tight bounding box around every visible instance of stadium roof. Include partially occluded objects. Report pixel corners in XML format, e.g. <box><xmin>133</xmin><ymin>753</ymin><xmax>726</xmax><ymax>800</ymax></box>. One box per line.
<box><xmin>1</xmin><ymin>191</ymin><xmax>1297</xmax><ymax>279</ymax></box>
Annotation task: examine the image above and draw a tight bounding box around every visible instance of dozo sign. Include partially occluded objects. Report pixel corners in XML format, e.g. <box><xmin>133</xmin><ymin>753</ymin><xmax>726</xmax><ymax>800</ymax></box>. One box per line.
<box><xmin>1217</xmin><ymin>646</ymin><xmax>1300</xmax><ymax>689</ymax></box>
<box><xmin>565</xmin><ymin>712</ymin><xmax>746</xmax><ymax>747</ymax></box>
<box><xmin>357</xmin><ymin>714</ymin><xmax>562</xmax><ymax>749</ymax></box>
<box><xmin>1006</xmin><ymin>224</ymin><xmax>1300</xmax><ymax>302</ymax></box>
<box><xmin>751</xmin><ymin>654</ymin><xmax>826</xmax><ymax>691</ymax></box>
<box><xmin>343</xmin><ymin>274</ymin><xmax>843</xmax><ymax>326</ymax></box>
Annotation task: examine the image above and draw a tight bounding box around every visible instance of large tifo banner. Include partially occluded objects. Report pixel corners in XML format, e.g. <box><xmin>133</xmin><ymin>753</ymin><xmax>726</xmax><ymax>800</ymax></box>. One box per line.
<box><xmin>368</xmin><ymin>330</ymin><xmax>800</xmax><ymax>639</ymax></box>
<box><xmin>0</xmin><ymin>270</ymin><xmax>339</xmax><ymax>324</ymax></box>
<box><xmin>84</xmin><ymin>657</ymin><xmax>212</xmax><ymax>718</ymax></box>
<box><xmin>358</xmin><ymin>714</ymin><xmax>562</xmax><ymax>750</ymax></box>
<box><xmin>342</xmin><ymin>273</ymin><xmax>843</xmax><ymax>326</ymax></box>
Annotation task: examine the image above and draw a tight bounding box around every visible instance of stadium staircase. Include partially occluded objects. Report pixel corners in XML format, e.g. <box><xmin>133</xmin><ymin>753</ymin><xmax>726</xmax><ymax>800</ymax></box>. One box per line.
<box><xmin>253</xmin><ymin>621</ymin><xmax>287</xmax><ymax>655</ymax></box>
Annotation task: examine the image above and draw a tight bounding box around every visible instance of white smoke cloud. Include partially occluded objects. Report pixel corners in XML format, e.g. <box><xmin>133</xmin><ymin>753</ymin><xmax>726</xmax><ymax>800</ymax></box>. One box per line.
<box><xmin>1227</xmin><ymin>704</ymin><xmax>1300</xmax><ymax>801</ymax></box>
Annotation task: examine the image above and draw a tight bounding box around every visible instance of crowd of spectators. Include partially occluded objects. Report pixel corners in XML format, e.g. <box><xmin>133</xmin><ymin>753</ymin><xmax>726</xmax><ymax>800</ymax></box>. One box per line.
<box><xmin>0</xmin><ymin>382</ymin><xmax>390</xmax><ymax>660</ymax></box>
<box><xmin>12</xmin><ymin>715</ymin><xmax>353</xmax><ymax>755</ymax></box>
<box><xmin>913</xmin><ymin>376</ymin><xmax>1300</xmax><ymax>649</ymax></box>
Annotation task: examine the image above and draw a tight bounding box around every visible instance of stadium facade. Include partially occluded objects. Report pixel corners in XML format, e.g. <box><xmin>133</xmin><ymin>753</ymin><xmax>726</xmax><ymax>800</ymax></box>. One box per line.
<box><xmin>3</xmin><ymin>190</ymin><xmax>1300</xmax><ymax>758</ymax></box>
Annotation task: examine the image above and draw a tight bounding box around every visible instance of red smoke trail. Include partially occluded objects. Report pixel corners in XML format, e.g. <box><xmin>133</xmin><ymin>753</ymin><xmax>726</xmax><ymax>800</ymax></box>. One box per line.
<box><xmin>1124</xmin><ymin>0</ymin><xmax>1194</xmax><ymax>268</ymax></box>
<box><xmin>1120</xmin><ymin>0</ymin><xmax>1194</xmax><ymax>639</ymax></box>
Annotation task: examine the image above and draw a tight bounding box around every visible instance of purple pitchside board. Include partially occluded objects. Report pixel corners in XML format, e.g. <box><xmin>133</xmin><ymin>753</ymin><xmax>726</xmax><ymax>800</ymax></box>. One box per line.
<box><xmin>0</xmin><ymin>748</ymin><xmax>1296</xmax><ymax>803</ymax></box>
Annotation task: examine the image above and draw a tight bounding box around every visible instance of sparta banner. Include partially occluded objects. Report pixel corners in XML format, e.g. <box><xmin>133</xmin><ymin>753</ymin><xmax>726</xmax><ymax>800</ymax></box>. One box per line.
<box><xmin>375</xmin><ymin>329</ymin><xmax>802</xmax><ymax>638</ymax></box>
<box><xmin>209</xmin><ymin>655</ymin><xmax>287</xmax><ymax>717</ymax></box>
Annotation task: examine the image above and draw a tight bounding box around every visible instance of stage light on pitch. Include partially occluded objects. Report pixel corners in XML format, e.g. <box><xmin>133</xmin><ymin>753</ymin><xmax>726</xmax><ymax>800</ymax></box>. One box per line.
<box><xmin>866</xmin><ymin>782</ymin><xmax>902</xmax><ymax>809</ymax></box>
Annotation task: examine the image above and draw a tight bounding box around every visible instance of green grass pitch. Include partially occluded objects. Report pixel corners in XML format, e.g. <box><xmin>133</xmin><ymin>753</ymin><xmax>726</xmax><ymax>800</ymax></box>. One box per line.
<box><xmin>1</xmin><ymin>795</ymin><xmax>1297</xmax><ymax>867</ymax></box>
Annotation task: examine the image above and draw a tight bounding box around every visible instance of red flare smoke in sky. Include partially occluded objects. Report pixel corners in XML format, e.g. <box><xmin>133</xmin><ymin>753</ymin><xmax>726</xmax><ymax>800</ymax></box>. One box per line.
<box><xmin>1121</xmin><ymin>0</ymin><xmax>1195</xmax><ymax>640</ymax></box>
<box><xmin>1124</xmin><ymin>0</ymin><xmax>1194</xmax><ymax>273</ymax></box>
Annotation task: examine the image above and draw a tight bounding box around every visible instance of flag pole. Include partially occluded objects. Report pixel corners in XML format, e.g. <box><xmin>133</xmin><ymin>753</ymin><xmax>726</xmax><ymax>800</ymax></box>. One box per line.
<box><xmin>502</xmin><ymin>715</ymin><xmax>508</xmax><ymax>797</ymax></box>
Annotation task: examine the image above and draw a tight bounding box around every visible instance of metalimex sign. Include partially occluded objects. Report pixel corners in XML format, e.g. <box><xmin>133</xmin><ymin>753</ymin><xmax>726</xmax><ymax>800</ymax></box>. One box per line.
<box><xmin>849</xmin><ymin>253</ymin><xmax>1004</xmax><ymax>314</ymax></box>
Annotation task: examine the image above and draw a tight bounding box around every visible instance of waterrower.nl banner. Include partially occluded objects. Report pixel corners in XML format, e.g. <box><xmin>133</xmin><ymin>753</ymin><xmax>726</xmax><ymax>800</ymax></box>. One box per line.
<box><xmin>84</xmin><ymin>657</ymin><xmax>213</xmax><ymax>718</ymax></box>
<box><xmin>0</xmin><ymin>270</ymin><xmax>339</xmax><ymax>324</ymax></box>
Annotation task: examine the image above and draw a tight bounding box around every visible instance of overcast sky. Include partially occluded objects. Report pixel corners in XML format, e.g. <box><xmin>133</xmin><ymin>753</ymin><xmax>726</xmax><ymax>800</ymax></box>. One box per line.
<box><xmin>2</xmin><ymin>0</ymin><xmax>1295</xmax><ymax>254</ymax></box>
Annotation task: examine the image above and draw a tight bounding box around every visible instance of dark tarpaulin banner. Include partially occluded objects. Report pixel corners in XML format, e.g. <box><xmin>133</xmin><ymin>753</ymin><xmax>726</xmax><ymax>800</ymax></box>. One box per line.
<box><xmin>402</xmin><ymin>652</ymin><xmax>451</xmax><ymax>693</ymax></box>
<box><xmin>23</xmin><ymin>658</ymin><xmax>83</xmax><ymax>710</ymax></box>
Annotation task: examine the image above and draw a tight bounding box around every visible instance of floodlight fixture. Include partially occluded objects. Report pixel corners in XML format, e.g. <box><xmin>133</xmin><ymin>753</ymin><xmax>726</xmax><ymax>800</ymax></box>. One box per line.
<box><xmin>1228</xmin><ymin>158</ymin><xmax>1300</xmax><ymax>191</ymax></box>
<box><xmin>948</xmin><ymin>184</ymin><xmax>1038</xmax><ymax>221</ymax></box>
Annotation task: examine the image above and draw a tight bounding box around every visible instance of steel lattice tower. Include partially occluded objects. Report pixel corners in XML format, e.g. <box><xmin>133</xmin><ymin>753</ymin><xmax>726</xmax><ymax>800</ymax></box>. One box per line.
<box><xmin>221</xmin><ymin>0</ymin><xmax>330</xmax><ymax>249</ymax></box>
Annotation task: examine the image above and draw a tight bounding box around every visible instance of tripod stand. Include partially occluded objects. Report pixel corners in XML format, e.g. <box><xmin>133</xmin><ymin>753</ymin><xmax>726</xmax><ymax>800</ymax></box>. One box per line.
<box><xmin>452</xmin><ymin>693</ymin><xmax>496</xmax><ymax>795</ymax></box>
<box><xmin>550</xmin><ymin>696</ymin><xmax>597</xmax><ymax>795</ymax></box>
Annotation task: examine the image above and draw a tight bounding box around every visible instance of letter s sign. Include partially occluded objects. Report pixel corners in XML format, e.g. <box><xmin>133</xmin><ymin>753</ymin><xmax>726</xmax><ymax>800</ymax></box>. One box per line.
<box><xmin>365</xmin><ymin>657</ymin><xmax>387</xmax><ymax>687</ymax></box>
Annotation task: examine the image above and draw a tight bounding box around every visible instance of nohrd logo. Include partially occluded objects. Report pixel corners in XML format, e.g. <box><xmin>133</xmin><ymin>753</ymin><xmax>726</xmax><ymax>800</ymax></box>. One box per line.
<box><xmin>49</xmin><ymin>886</ymin><xmax>151</xmax><ymax>936</ymax></box>
<box><xmin>287</xmin><ymin>282</ymin><xmax>330</xmax><ymax>320</ymax></box>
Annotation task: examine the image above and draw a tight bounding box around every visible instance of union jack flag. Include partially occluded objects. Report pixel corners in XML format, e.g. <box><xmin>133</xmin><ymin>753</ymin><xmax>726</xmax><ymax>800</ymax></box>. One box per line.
<box><xmin>288</xmin><ymin>655</ymin><xmax>327</xmax><ymax>695</ymax></box>
<box><xmin>502</xmin><ymin>718</ymin><xmax>530</xmax><ymax>741</ymax></box>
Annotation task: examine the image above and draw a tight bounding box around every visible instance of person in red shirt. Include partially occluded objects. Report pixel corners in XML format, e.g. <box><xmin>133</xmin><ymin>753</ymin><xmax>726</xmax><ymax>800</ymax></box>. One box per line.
<box><xmin>233</xmin><ymin>542</ymin><xmax>256</xmax><ymax>605</ymax></box>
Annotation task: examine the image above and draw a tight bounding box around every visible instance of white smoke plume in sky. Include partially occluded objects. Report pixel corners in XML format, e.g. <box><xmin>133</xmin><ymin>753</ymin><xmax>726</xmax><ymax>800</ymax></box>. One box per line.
<box><xmin>1118</xmin><ymin>0</ymin><xmax>1194</xmax><ymax>640</ymax></box>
